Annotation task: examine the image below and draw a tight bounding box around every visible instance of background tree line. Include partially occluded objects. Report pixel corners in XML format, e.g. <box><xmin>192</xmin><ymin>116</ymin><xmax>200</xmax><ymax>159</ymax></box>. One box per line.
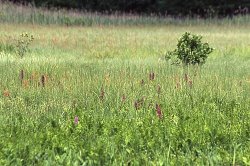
<box><xmin>6</xmin><ymin>0</ymin><xmax>250</xmax><ymax>17</ymax></box>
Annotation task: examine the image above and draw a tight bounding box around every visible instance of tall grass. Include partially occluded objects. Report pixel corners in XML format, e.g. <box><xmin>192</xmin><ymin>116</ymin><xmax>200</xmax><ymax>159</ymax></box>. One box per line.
<box><xmin>1</xmin><ymin>52</ymin><xmax>250</xmax><ymax>165</ymax></box>
<box><xmin>0</xmin><ymin>1</ymin><xmax>250</xmax><ymax>26</ymax></box>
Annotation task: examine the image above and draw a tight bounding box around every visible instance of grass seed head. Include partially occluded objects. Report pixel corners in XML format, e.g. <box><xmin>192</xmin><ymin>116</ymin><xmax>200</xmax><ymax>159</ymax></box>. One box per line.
<box><xmin>121</xmin><ymin>94</ymin><xmax>126</xmax><ymax>103</ymax></box>
<box><xmin>74</xmin><ymin>116</ymin><xmax>79</xmax><ymax>125</ymax></box>
<box><xmin>157</xmin><ymin>84</ymin><xmax>161</xmax><ymax>94</ymax></box>
<box><xmin>104</xmin><ymin>73</ymin><xmax>110</xmax><ymax>86</ymax></box>
<box><xmin>100</xmin><ymin>87</ymin><xmax>105</xmax><ymax>101</ymax></box>
<box><xmin>188</xmin><ymin>80</ymin><xmax>193</xmax><ymax>87</ymax></box>
<box><xmin>239</xmin><ymin>81</ymin><xmax>242</xmax><ymax>86</ymax></box>
<box><xmin>19</xmin><ymin>69</ymin><xmax>24</xmax><ymax>81</ymax></box>
<box><xmin>22</xmin><ymin>79</ymin><xmax>29</xmax><ymax>88</ymax></box>
<box><xmin>184</xmin><ymin>73</ymin><xmax>189</xmax><ymax>82</ymax></box>
<box><xmin>149</xmin><ymin>72</ymin><xmax>155</xmax><ymax>81</ymax></box>
<box><xmin>134</xmin><ymin>100</ymin><xmax>140</xmax><ymax>110</ymax></box>
<box><xmin>41</xmin><ymin>75</ymin><xmax>46</xmax><ymax>87</ymax></box>
<box><xmin>141</xmin><ymin>79</ymin><xmax>145</xmax><ymax>86</ymax></box>
<box><xmin>3</xmin><ymin>89</ymin><xmax>10</xmax><ymax>97</ymax></box>
<box><xmin>156</xmin><ymin>104</ymin><xmax>163</xmax><ymax>119</ymax></box>
<box><xmin>175</xmin><ymin>82</ymin><xmax>181</xmax><ymax>90</ymax></box>
<box><xmin>134</xmin><ymin>97</ymin><xmax>145</xmax><ymax>110</ymax></box>
<box><xmin>30</xmin><ymin>72</ymin><xmax>38</xmax><ymax>81</ymax></box>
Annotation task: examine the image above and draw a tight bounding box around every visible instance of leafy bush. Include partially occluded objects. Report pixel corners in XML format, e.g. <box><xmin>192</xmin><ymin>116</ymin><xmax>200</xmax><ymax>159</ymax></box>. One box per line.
<box><xmin>16</xmin><ymin>32</ymin><xmax>34</xmax><ymax>58</ymax></box>
<box><xmin>166</xmin><ymin>32</ymin><xmax>213</xmax><ymax>66</ymax></box>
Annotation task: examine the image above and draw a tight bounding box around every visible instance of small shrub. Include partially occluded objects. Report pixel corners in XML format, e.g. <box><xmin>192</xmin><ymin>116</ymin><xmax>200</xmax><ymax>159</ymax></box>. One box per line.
<box><xmin>166</xmin><ymin>32</ymin><xmax>213</xmax><ymax>66</ymax></box>
<box><xmin>16</xmin><ymin>32</ymin><xmax>34</xmax><ymax>58</ymax></box>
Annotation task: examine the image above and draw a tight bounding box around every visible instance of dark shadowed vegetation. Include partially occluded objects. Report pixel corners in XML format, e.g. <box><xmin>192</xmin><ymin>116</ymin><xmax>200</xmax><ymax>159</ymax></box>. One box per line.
<box><xmin>5</xmin><ymin>0</ymin><xmax>250</xmax><ymax>17</ymax></box>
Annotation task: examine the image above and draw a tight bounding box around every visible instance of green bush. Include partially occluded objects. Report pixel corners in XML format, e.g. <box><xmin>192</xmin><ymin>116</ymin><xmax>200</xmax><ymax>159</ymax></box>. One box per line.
<box><xmin>166</xmin><ymin>32</ymin><xmax>213</xmax><ymax>66</ymax></box>
<box><xmin>16</xmin><ymin>32</ymin><xmax>34</xmax><ymax>58</ymax></box>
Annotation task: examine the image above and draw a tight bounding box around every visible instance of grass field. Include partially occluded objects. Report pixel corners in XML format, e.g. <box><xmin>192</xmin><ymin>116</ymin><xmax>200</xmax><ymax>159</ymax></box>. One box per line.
<box><xmin>0</xmin><ymin>3</ymin><xmax>250</xmax><ymax>165</ymax></box>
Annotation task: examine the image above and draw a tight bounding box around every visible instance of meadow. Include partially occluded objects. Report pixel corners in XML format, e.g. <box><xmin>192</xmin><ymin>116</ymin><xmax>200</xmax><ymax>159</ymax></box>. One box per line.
<box><xmin>0</xmin><ymin>2</ymin><xmax>250</xmax><ymax>165</ymax></box>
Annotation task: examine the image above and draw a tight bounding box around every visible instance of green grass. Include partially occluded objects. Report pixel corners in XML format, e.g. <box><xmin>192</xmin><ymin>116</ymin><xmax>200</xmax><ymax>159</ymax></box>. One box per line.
<box><xmin>0</xmin><ymin>7</ymin><xmax>250</xmax><ymax>165</ymax></box>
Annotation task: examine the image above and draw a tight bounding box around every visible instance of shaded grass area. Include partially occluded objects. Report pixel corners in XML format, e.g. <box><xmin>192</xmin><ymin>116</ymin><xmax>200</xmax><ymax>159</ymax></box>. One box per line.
<box><xmin>0</xmin><ymin>1</ymin><xmax>250</xmax><ymax>26</ymax></box>
<box><xmin>0</xmin><ymin>24</ymin><xmax>250</xmax><ymax>165</ymax></box>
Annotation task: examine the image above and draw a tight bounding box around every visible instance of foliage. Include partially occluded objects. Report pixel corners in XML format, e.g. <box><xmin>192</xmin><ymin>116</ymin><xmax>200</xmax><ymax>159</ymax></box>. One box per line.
<box><xmin>6</xmin><ymin>0</ymin><xmax>250</xmax><ymax>17</ymax></box>
<box><xmin>16</xmin><ymin>32</ymin><xmax>34</xmax><ymax>58</ymax></box>
<box><xmin>166</xmin><ymin>32</ymin><xmax>213</xmax><ymax>66</ymax></box>
<box><xmin>1</xmin><ymin>2</ymin><xmax>250</xmax><ymax>26</ymax></box>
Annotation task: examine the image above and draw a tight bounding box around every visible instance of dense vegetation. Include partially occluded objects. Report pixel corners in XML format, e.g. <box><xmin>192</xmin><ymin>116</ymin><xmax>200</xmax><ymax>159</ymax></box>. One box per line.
<box><xmin>5</xmin><ymin>0</ymin><xmax>250</xmax><ymax>17</ymax></box>
<box><xmin>1</xmin><ymin>22</ymin><xmax>250</xmax><ymax>165</ymax></box>
<box><xmin>1</xmin><ymin>1</ymin><xmax>250</xmax><ymax>26</ymax></box>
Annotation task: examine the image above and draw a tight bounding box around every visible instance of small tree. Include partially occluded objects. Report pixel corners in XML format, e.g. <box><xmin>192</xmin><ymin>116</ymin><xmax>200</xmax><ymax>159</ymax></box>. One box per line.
<box><xmin>166</xmin><ymin>32</ymin><xmax>213</xmax><ymax>66</ymax></box>
<box><xmin>16</xmin><ymin>32</ymin><xmax>34</xmax><ymax>58</ymax></box>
